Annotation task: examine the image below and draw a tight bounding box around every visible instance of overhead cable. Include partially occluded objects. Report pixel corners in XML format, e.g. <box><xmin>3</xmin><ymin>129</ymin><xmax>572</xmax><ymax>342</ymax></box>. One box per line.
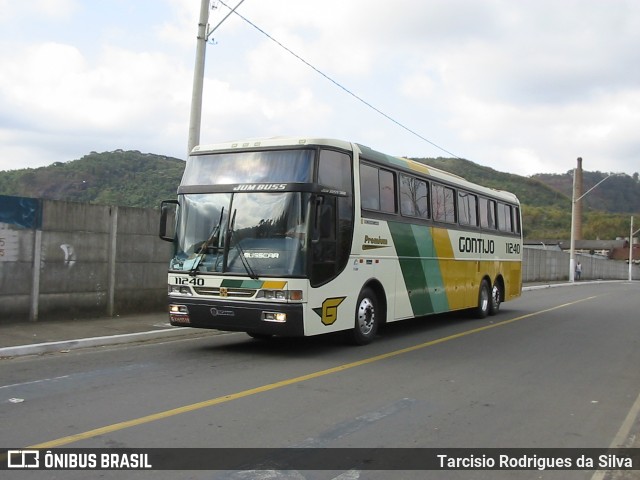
<box><xmin>217</xmin><ymin>0</ymin><xmax>464</xmax><ymax>160</ymax></box>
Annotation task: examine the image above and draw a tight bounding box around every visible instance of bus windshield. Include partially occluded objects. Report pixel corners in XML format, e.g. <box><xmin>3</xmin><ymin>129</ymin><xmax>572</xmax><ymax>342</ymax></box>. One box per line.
<box><xmin>181</xmin><ymin>149</ymin><xmax>314</xmax><ymax>186</ymax></box>
<box><xmin>170</xmin><ymin>191</ymin><xmax>311</xmax><ymax>277</ymax></box>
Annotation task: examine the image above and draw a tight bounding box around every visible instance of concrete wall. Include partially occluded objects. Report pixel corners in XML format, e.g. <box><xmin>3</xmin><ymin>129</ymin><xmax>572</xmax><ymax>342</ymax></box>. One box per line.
<box><xmin>0</xmin><ymin>220</ymin><xmax>36</xmax><ymax>320</ymax></box>
<box><xmin>0</xmin><ymin>196</ymin><xmax>171</xmax><ymax>323</ymax></box>
<box><xmin>0</xmin><ymin>195</ymin><xmax>637</xmax><ymax>323</ymax></box>
<box><xmin>522</xmin><ymin>247</ymin><xmax>638</xmax><ymax>282</ymax></box>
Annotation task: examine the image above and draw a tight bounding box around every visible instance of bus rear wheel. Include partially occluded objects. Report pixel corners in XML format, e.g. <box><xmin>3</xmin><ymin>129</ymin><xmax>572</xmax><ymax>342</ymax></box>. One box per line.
<box><xmin>349</xmin><ymin>287</ymin><xmax>379</xmax><ymax>345</ymax></box>
<box><xmin>475</xmin><ymin>280</ymin><xmax>491</xmax><ymax>318</ymax></box>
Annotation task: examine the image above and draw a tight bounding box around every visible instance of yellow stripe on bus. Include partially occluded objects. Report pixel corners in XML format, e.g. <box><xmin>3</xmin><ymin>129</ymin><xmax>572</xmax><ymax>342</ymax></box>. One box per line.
<box><xmin>262</xmin><ymin>281</ymin><xmax>288</xmax><ymax>289</ymax></box>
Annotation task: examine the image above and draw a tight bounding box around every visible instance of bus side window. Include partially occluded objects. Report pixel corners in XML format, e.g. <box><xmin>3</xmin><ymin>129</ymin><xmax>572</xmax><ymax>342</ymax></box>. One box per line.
<box><xmin>479</xmin><ymin>197</ymin><xmax>497</xmax><ymax>230</ymax></box>
<box><xmin>360</xmin><ymin>162</ymin><xmax>396</xmax><ymax>213</ymax></box>
<box><xmin>512</xmin><ymin>206</ymin><xmax>521</xmax><ymax>234</ymax></box>
<box><xmin>360</xmin><ymin>163</ymin><xmax>380</xmax><ymax>210</ymax></box>
<box><xmin>400</xmin><ymin>175</ymin><xmax>429</xmax><ymax>219</ymax></box>
<box><xmin>379</xmin><ymin>169</ymin><xmax>396</xmax><ymax>213</ymax></box>
<box><xmin>458</xmin><ymin>191</ymin><xmax>478</xmax><ymax>227</ymax></box>
<box><xmin>432</xmin><ymin>183</ymin><xmax>456</xmax><ymax>223</ymax></box>
<box><xmin>497</xmin><ymin>203</ymin><xmax>513</xmax><ymax>232</ymax></box>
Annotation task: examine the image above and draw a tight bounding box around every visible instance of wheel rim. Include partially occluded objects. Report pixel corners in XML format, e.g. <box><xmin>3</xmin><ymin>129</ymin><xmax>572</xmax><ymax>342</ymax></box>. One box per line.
<box><xmin>491</xmin><ymin>285</ymin><xmax>501</xmax><ymax>309</ymax></box>
<box><xmin>357</xmin><ymin>297</ymin><xmax>375</xmax><ymax>336</ymax></box>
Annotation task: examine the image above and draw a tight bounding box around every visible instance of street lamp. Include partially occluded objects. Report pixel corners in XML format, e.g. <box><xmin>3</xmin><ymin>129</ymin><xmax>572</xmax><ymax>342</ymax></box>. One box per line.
<box><xmin>569</xmin><ymin>167</ymin><xmax>622</xmax><ymax>282</ymax></box>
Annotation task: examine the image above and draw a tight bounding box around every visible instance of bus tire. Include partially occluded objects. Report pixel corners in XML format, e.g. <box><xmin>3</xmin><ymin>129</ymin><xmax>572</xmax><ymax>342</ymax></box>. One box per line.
<box><xmin>350</xmin><ymin>287</ymin><xmax>379</xmax><ymax>345</ymax></box>
<box><xmin>489</xmin><ymin>281</ymin><xmax>502</xmax><ymax>316</ymax></box>
<box><xmin>475</xmin><ymin>279</ymin><xmax>491</xmax><ymax>318</ymax></box>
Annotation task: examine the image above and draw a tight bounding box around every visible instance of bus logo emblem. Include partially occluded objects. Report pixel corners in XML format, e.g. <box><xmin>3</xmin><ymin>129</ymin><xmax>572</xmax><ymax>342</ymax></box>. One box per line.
<box><xmin>219</xmin><ymin>287</ymin><xmax>228</xmax><ymax>297</ymax></box>
<box><xmin>313</xmin><ymin>297</ymin><xmax>346</xmax><ymax>326</ymax></box>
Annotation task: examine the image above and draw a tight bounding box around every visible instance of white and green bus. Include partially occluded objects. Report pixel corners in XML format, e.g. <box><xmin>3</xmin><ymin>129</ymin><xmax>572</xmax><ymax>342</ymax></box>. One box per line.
<box><xmin>159</xmin><ymin>137</ymin><xmax>522</xmax><ymax>344</ymax></box>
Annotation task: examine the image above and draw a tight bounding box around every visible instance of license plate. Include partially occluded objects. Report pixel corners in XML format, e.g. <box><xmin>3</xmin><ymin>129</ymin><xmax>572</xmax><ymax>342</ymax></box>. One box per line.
<box><xmin>170</xmin><ymin>315</ymin><xmax>191</xmax><ymax>325</ymax></box>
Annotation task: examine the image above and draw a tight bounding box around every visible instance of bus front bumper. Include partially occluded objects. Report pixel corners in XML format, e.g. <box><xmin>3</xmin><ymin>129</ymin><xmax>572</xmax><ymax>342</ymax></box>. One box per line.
<box><xmin>168</xmin><ymin>297</ymin><xmax>305</xmax><ymax>337</ymax></box>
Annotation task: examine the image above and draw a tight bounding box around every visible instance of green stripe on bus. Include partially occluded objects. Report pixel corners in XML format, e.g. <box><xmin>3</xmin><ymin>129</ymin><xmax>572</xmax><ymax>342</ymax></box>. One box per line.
<box><xmin>413</xmin><ymin>224</ymin><xmax>450</xmax><ymax>313</ymax></box>
<box><xmin>389</xmin><ymin>222</ymin><xmax>446</xmax><ymax>316</ymax></box>
<box><xmin>221</xmin><ymin>279</ymin><xmax>264</xmax><ymax>289</ymax></box>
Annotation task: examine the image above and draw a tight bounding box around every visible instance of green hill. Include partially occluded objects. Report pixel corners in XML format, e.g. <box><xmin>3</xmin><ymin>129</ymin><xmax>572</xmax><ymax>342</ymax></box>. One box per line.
<box><xmin>411</xmin><ymin>158</ymin><xmax>638</xmax><ymax>240</ymax></box>
<box><xmin>0</xmin><ymin>150</ymin><xmax>184</xmax><ymax>208</ymax></box>
<box><xmin>412</xmin><ymin>157</ymin><xmax>567</xmax><ymax>208</ymax></box>
<box><xmin>532</xmin><ymin>170</ymin><xmax>640</xmax><ymax>214</ymax></box>
<box><xmin>1</xmin><ymin>150</ymin><xmax>638</xmax><ymax>240</ymax></box>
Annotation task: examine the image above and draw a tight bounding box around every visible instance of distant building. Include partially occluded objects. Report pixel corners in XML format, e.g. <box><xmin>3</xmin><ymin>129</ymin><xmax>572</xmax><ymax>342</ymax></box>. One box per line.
<box><xmin>557</xmin><ymin>239</ymin><xmax>626</xmax><ymax>257</ymax></box>
<box><xmin>609</xmin><ymin>240</ymin><xmax>640</xmax><ymax>264</ymax></box>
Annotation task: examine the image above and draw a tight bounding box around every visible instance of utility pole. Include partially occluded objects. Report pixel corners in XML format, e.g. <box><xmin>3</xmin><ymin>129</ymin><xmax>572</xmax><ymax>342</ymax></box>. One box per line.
<box><xmin>630</xmin><ymin>216</ymin><xmax>640</xmax><ymax>282</ymax></box>
<box><xmin>187</xmin><ymin>0</ymin><xmax>210</xmax><ymax>156</ymax></box>
<box><xmin>569</xmin><ymin>159</ymin><xmax>580</xmax><ymax>282</ymax></box>
<box><xmin>187</xmin><ymin>0</ymin><xmax>247</xmax><ymax>156</ymax></box>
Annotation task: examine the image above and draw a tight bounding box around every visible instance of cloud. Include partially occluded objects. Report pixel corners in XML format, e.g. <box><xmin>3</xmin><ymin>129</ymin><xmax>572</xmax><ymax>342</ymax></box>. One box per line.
<box><xmin>0</xmin><ymin>0</ymin><xmax>78</xmax><ymax>23</ymax></box>
<box><xmin>0</xmin><ymin>39</ymin><xmax>193</xmax><ymax>166</ymax></box>
<box><xmin>156</xmin><ymin>0</ymin><xmax>201</xmax><ymax>49</ymax></box>
<box><xmin>0</xmin><ymin>0</ymin><xmax>639</xmax><ymax>178</ymax></box>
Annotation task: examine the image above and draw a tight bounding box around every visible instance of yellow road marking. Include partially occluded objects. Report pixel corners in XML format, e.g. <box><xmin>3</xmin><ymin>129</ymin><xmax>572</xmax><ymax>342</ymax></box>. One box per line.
<box><xmin>28</xmin><ymin>296</ymin><xmax>598</xmax><ymax>449</ymax></box>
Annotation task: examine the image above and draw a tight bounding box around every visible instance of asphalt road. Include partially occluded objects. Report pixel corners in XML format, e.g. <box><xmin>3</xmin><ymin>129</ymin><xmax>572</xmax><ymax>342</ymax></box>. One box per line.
<box><xmin>2</xmin><ymin>282</ymin><xmax>639</xmax><ymax>480</ymax></box>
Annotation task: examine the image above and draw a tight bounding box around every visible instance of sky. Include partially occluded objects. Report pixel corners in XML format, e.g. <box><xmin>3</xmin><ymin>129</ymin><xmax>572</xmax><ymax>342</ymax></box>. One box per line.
<box><xmin>1</xmin><ymin>0</ymin><xmax>639</xmax><ymax>177</ymax></box>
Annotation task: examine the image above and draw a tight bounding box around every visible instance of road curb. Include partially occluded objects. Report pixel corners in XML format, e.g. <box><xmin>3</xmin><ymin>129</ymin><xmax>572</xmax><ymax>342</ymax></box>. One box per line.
<box><xmin>1</xmin><ymin>280</ymin><xmax>631</xmax><ymax>359</ymax></box>
<box><xmin>0</xmin><ymin>327</ymin><xmax>217</xmax><ymax>359</ymax></box>
<box><xmin>522</xmin><ymin>279</ymin><xmax>627</xmax><ymax>291</ymax></box>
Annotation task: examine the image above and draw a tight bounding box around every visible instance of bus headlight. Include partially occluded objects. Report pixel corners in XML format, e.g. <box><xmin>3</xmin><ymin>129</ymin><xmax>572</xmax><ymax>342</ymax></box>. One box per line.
<box><xmin>262</xmin><ymin>311</ymin><xmax>287</xmax><ymax>323</ymax></box>
<box><xmin>169</xmin><ymin>285</ymin><xmax>193</xmax><ymax>296</ymax></box>
<box><xmin>256</xmin><ymin>290</ymin><xmax>303</xmax><ymax>301</ymax></box>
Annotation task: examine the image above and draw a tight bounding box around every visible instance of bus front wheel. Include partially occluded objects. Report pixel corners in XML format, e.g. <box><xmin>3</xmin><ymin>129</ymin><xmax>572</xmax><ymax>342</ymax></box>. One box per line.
<box><xmin>475</xmin><ymin>280</ymin><xmax>491</xmax><ymax>318</ymax></box>
<box><xmin>350</xmin><ymin>287</ymin><xmax>379</xmax><ymax>345</ymax></box>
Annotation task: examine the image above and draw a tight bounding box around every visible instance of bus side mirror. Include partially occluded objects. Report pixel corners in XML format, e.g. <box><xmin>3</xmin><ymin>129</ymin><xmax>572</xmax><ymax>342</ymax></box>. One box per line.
<box><xmin>159</xmin><ymin>200</ymin><xmax>178</xmax><ymax>242</ymax></box>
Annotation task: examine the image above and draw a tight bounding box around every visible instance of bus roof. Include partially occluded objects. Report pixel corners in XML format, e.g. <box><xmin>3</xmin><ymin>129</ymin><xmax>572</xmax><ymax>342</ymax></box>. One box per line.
<box><xmin>192</xmin><ymin>136</ymin><xmax>354</xmax><ymax>153</ymax></box>
<box><xmin>192</xmin><ymin>136</ymin><xmax>520</xmax><ymax>205</ymax></box>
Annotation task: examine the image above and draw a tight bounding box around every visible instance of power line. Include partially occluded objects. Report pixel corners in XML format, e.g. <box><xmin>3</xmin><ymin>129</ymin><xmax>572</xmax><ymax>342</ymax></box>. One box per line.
<box><xmin>216</xmin><ymin>0</ymin><xmax>464</xmax><ymax>160</ymax></box>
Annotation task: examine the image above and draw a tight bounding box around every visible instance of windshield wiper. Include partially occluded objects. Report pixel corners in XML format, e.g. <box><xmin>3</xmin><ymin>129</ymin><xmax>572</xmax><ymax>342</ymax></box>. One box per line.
<box><xmin>189</xmin><ymin>207</ymin><xmax>224</xmax><ymax>276</ymax></box>
<box><xmin>227</xmin><ymin>209</ymin><xmax>259</xmax><ymax>280</ymax></box>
